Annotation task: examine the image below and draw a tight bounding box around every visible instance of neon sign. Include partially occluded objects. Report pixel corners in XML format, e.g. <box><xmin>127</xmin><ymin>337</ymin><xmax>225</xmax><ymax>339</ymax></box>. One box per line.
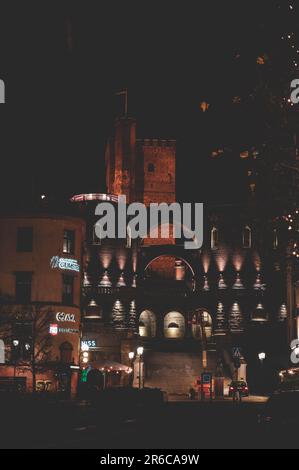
<box><xmin>49</xmin><ymin>324</ymin><xmax>79</xmax><ymax>336</ymax></box>
<box><xmin>49</xmin><ymin>324</ymin><xmax>58</xmax><ymax>336</ymax></box>
<box><xmin>56</xmin><ymin>312</ymin><xmax>76</xmax><ymax>323</ymax></box>
<box><xmin>50</xmin><ymin>256</ymin><xmax>80</xmax><ymax>273</ymax></box>
<box><xmin>81</xmin><ymin>340</ymin><xmax>97</xmax><ymax>349</ymax></box>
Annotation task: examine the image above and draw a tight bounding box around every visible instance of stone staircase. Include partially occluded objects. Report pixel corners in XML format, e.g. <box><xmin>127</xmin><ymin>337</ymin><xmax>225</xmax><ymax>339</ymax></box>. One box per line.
<box><xmin>144</xmin><ymin>350</ymin><xmax>219</xmax><ymax>395</ymax></box>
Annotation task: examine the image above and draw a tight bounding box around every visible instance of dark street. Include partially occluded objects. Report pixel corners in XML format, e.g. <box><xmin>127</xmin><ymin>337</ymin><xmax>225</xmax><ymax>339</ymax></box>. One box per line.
<box><xmin>1</xmin><ymin>398</ymin><xmax>297</xmax><ymax>450</ymax></box>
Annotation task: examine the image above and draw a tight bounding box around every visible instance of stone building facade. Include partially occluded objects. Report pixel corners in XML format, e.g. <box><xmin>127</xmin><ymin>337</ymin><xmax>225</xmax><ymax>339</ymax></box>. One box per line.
<box><xmin>74</xmin><ymin>114</ymin><xmax>298</xmax><ymax>395</ymax></box>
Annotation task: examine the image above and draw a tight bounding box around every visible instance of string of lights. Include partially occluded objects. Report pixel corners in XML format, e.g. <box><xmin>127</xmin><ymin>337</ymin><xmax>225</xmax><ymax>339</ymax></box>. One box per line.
<box><xmin>283</xmin><ymin>210</ymin><xmax>299</xmax><ymax>259</ymax></box>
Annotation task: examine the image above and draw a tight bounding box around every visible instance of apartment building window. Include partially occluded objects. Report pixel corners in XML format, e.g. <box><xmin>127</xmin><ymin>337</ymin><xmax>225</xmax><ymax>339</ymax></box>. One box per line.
<box><xmin>148</xmin><ymin>163</ymin><xmax>155</xmax><ymax>173</ymax></box>
<box><xmin>17</xmin><ymin>227</ymin><xmax>33</xmax><ymax>252</ymax></box>
<box><xmin>15</xmin><ymin>272</ymin><xmax>32</xmax><ymax>304</ymax></box>
<box><xmin>62</xmin><ymin>275</ymin><xmax>74</xmax><ymax>305</ymax></box>
<box><xmin>63</xmin><ymin>230</ymin><xmax>75</xmax><ymax>255</ymax></box>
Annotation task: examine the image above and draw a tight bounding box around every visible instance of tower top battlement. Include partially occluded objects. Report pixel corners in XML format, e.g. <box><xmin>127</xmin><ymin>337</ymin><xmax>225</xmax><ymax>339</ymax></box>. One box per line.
<box><xmin>137</xmin><ymin>139</ymin><xmax>176</xmax><ymax>148</ymax></box>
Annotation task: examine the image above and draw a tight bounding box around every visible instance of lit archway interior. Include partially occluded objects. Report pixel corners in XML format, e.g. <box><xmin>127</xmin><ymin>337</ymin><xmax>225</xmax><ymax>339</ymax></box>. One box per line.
<box><xmin>145</xmin><ymin>255</ymin><xmax>195</xmax><ymax>292</ymax></box>
<box><xmin>192</xmin><ymin>311</ymin><xmax>213</xmax><ymax>341</ymax></box>
<box><xmin>164</xmin><ymin>312</ymin><xmax>186</xmax><ymax>339</ymax></box>
<box><xmin>139</xmin><ymin>310</ymin><xmax>157</xmax><ymax>338</ymax></box>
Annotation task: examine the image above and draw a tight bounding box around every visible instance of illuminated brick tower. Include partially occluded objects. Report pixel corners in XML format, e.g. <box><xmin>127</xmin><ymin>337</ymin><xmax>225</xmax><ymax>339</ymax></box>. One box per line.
<box><xmin>105</xmin><ymin>117</ymin><xmax>176</xmax><ymax>206</ymax></box>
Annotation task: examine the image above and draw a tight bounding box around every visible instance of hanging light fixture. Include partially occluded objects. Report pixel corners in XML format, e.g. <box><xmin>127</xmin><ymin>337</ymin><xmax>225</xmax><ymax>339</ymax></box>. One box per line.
<box><xmin>117</xmin><ymin>272</ymin><xmax>126</xmax><ymax>288</ymax></box>
<box><xmin>203</xmin><ymin>275</ymin><xmax>210</xmax><ymax>292</ymax></box>
<box><xmin>251</xmin><ymin>303</ymin><xmax>269</xmax><ymax>323</ymax></box>
<box><xmin>253</xmin><ymin>273</ymin><xmax>266</xmax><ymax>291</ymax></box>
<box><xmin>278</xmin><ymin>304</ymin><xmax>288</xmax><ymax>322</ymax></box>
<box><xmin>85</xmin><ymin>299</ymin><xmax>102</xmax><ymax>320</ymax></box>
<box><xmin>233</xmin><ymin>272</ymin><xmax>245</xmax><ymax>290</ymax></box>
<box><xmin>218</xmin><ymin>273</ymin><xmax>228</xmax><ymax>290</ymax></box>
<box><xmin>83</xmin><ymin>272</ymin><xmax>91</xmax><ymax>287</ymax></box>
<box><xmin>99</xmin><ymin>270</ymin><xmax>112</xmax><ymax>287</ymax></box>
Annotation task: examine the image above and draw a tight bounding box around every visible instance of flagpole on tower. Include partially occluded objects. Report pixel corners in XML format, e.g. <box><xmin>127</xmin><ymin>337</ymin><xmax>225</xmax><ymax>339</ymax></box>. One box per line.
<box><xmin>115</xmin><ymin>89</ymin><xmax>128</xmax><ymax>116</ymax></box>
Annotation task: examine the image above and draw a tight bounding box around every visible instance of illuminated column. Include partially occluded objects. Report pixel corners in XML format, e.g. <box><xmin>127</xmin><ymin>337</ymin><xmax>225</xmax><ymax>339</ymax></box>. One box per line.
<box><xmin>218</xmin><ymin>273</ymin><xmax>227</xmax><ymax>290</ymax></box>
<box><xmin>112</xmin><ymin>300</ymin><xmax>126</xmax><ymax>330</ymax></box>
<box><xmin>233</xmin><ymin>272</ymin><xmax>245</xmax><ymax>290</ymax></box>
<box><xmin>203</xmin><ymin>275</ymin><xmax>210</xmax><ymax>292</ymax></box>
<box><xmin>175</xmin><ymin>260</ymin><xmax>186</xmax><ymax>281</ymax></box>
<box><xmin>99</xmin><ymin>270</ymin><xmax>112</xmax><ymax>288</ymax></box>
<box><xmin>215</xmin><ymin>303</ymin><xmax>227</xmax><ymax>336</ymax></box>
<box><xmin>278</xmin><ymin>304</ymin><xmax>288</xmax><ymax>322</ymax></box>
<box><xmin>117</xmin><ymin>272</ymin><xmax>126</xmax><ymax>288</ymax></box>
<box><xmin>229</xmin><ymin>303</ymin><xmax>244</xmax><ymax>333</ymax></box>
<box><xmin>128</xmin><ymin>300</ymin><xmax>137</xmax><ymax>333</ymax></box>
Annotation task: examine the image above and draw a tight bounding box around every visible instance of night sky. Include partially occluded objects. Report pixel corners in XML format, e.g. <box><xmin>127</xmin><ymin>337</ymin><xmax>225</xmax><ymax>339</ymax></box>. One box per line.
<box><xmin>0</xmin><ymin>2</ymin><xmax>295</xmax><ymax>208</ymax></box>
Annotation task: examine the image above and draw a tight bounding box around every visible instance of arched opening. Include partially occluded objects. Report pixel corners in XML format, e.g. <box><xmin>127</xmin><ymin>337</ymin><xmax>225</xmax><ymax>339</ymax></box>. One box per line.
<box><xmin>60</xmin><ymin>342</ymin><xmax>73</xmax><ymax>364</ymax></box>
<box><xmin>144</xmin><ymin>255</ymin><xmax>195</xmax><ymax>293</ymax></box>
<box><xmin>192</xmin><ymin>310</ymin><xmax>213</xmax><ymax>341</ymax></box>
<box><xmin>139</xmin><ymin>310</ymin><xmax>157</xmax><ymax>338</ymax></box>
<box><xmin>164</xmin><ymin>312</ymin><xmax>185</xmax><ymax>339</ymax></box>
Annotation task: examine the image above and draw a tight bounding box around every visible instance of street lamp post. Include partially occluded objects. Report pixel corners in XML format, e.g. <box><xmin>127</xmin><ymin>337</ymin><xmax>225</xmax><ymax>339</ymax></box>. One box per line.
<box><xmin>258</xmin><ymin>352</ymin><xmax>266</xmax><ymax>395</ymax></box>
<box><xmin>128</xmin><ymin>352</ymin><xmax>135</xmax><ymax>387</ymax></box>
<box><xmin>137</xmin><ymin>347</ymin><xmax>144</xmax><ymax>390</ymax></box>
<box><xmin>258</xmin><ymin>352</ymin><xmax>266</xmax><ymax>366</ymax></box>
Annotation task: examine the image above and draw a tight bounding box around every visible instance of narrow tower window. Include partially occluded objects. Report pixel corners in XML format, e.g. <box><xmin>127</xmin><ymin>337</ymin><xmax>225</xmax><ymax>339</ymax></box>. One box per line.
<box><xmin>211</xmin><ymin>227</ymin><xmax>219</xmax><ymax>250</ymax></box>
<box><xmin>243</xmin><ymin>226</ymin><xmax>252</xmax><ymax>249</ymax></box>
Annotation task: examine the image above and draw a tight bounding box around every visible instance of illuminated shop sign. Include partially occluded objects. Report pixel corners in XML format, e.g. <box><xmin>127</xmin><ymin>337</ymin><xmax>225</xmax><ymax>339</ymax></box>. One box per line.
<box><xmin>50</xmin><ymin>256</ymin><xmax>80</xmax><ymax>273</ymax></box>
<box><xmin>81</xmin><ymin>340</ymin><xmax>97</xmax><ymax>349</ymax></box>
<box><xmin>56</xmin><ymin>312</ymin><xmax>76</xmax><ymax>323</ymax></box>
<box><xmin>49</xmin><ymin>325</ymin><xmax>79</xmax><ymax>336</ymax></box>
<box><xmin>49</xmin><ymin>324</ymin><xmax>58</xmax><ymax>336</ymax></box>
<box><xmin>57</xmin><ymin>328</ymin><xmax>79</xmax><ymax>335</ymax></box>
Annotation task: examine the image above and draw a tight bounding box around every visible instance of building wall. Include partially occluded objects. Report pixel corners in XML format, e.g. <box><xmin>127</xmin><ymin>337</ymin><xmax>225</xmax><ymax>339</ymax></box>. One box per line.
<box><xmin>0</xmin><ymin>214</ymin><xmax>85</xmax><ymax>395</ymax></box>
<box><xmin>136</xmin><ymin>139</ymin><xmax>176</xmax><ymax>206</ymax></box>
<box><xmin>105</xmin><ymin>118</ymin><xmax>176</xmax><ymax>208</ymax></box>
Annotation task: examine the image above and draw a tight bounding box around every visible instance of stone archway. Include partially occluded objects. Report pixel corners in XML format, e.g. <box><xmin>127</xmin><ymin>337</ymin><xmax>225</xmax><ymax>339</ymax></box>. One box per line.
<box><xmin>192</xmin><ymin>310</ymin><xmax>213</xmax><ymax>342</ymax></box>
<box><xmin>164</xmin><ymin>311</ymin><xmax>186</xmax><ymax>339</ymax></box>
<box><xmin>139</xmin><ymin>310</ymin><xmax>157</xmax><ymax>338</ymax></box>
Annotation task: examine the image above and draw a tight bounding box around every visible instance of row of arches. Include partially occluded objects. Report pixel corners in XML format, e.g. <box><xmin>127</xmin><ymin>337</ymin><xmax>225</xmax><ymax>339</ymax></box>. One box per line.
<box><xmin>139</xmin><ymin>310</ymin><xmax>213</xmax><ymax>340</ymax></box>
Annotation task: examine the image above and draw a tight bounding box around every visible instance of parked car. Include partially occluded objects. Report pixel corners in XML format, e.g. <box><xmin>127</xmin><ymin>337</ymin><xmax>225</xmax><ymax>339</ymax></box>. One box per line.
<box><xmin>229</xmin><ymin>381</ymin><xmax>249</xmax><ymax>398</ymax></box>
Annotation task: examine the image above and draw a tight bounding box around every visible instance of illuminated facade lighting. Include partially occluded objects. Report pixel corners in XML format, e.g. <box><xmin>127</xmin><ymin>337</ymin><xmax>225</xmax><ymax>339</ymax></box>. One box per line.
<box><xmin>233</xmin><ymin>272</ymin><xmax>245</xmax><ymax>290</ymax></box>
